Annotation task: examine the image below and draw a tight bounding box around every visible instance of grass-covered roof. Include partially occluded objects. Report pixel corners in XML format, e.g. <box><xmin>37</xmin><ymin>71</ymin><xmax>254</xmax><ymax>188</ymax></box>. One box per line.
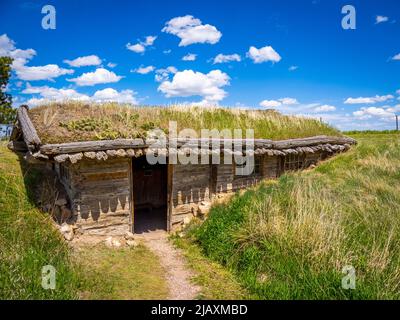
<box><xmin>28</xmin><ymin>102</ymin><xmax>342</xmax><ymax>144</ymax></box>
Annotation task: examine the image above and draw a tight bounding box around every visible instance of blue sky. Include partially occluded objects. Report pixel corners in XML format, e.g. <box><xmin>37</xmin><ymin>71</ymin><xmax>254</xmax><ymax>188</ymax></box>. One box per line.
<box><xmin>1</xmin><ymin>0</ymin><xmax>399</xmax><ymax>130</ymax></box>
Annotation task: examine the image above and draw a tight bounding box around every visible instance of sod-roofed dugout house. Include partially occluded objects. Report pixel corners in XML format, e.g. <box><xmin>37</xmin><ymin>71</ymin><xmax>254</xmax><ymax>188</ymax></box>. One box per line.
<box><xmin>9</xmin><ymin>104</ymin><xmax>356</xmax><ymax>236</ymax></box>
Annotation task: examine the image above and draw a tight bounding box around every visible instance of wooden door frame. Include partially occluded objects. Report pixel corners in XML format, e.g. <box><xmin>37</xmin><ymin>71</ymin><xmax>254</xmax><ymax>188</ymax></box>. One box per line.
<box><xmin>166</xmin><ymin>163</ymin><xmax>173</xmax><ymax>232</ymax></box>
<box><xmin>129</xmin><ymin>158</ymin><xmax>134</xmax><ymax>233</ymax></box>
<box><xmin>130</xmin><ymin>157</ymin><xmax>172</xmax><ymax>233</ymax></box>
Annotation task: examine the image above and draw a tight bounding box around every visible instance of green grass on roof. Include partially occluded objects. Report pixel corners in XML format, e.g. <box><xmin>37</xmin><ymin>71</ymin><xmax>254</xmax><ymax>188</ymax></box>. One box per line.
<box><xmin>28</xmin><ymin>102</ymin><xmax>342</xmax><ymax>144</ymax></box>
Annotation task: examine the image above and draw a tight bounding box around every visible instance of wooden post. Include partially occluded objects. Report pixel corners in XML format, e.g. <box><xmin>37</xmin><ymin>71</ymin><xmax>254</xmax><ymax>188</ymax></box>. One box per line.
<box><xmin>166</xmin><ymin>163</ymin><xmax>173</xmax><ymax>232</ymax></box>
<box><xmin>396</xmin><ymin>115</ymin><xmax>399</xmax><ymax>132</ymax></box>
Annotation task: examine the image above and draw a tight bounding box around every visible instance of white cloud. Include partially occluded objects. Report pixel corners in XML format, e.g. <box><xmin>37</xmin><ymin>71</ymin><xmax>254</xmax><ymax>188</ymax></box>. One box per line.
<box><xmin>162</xmin><ymin>15</ymin><xmax>222</xmax><ymax>46</ymax></box>
<box><xmin>259</xmin><ymin>100</ymin><xmax>281</xmax><ymax>108</ymax></box>
<box><xmin>126</xmin><ymin>43</ymin><xmax>145</xmax><ymax>53</ymax></box>
<box><xmin>279</xmin><ymin>97</ymin><xmax>298</xmax><ymax>105</ymax></box>
<box><xmin>353</xmin><ymin>106</ymin><xmax>395</xmax><ymax>119</ymax></box>
<box><xmin>132</xmin><ymin>65</ymin><xmax>155</xmax><ymax>74</ymax></box>
<box><xmin>182</xmin><ymin>53</ymin><xmax>197</xmax><ymax>61</ymax></box>
<box><xmin>155</xmin><ymin>66</ymin><xmax>178</xmax><ymax>82</ymax></box>
<box><xmin>392</xmin><ymin>53</ymin><xmax>400</xmax><ymax>61</ymax></box>
<box><xmin>344</xmin><ymin>95</ymin><xmax>394</xmax><ymax>104</ymax></box>
<box><xmin>163</xmin><ymin>49</ymin><xmax>172</xmax><ymax>54</ymax></box>
<box><xmin>144</xmin><ymin>35</ymin><xmax>157</xmax><ymax>46</ymax></box>
<box><xmin>16</xmin><ymin>65</ymin><xmax>74</xmax><ymax>81</ymax></box>
<box><xmin>259</xmin><ymin>97</ymin><xmax>298</xmax><ymax>108</ymax></box>
<box><xmin>126</xmin><ymin>35</ymin><xmax>157</xmax><ymax>54</ymax></box>
<box><xmin>23</xmin><ymin>84</ymin><xmax>137</xmax><ymax>106</ymax></box>
<box><xmin>158</xmin><ymin>69</ymin><xmax>230</xmax><ymax>104</ymax></box>
<box><xmin>0</xmin><ymin>33</ymin><xmax>74</xmax><ymax>81</ymax></box>
<box><xmin>63</xmin><ymin>55</ymin><xmax>102</xmax><ymax>67</ymax></box>
<box><xmin>213</xmin><ymin>53</ymin><xmax>241</xmax><ymax>64</ymax></box>
<box><xmin>247</xmin><ymin>45</ymin><xmax>281</xmax><ymax>64</ymax></box>
<box><xmin>396</xmin><ymin>89</ymin><xmax>400</xmax><ymax>95</ymax></box>
<box><xmin>22</xmin><ymin>84</ymin><xmax>90</xmax><ymax>106</ymax></box>
<box><xmin>375</xmin><ymin>15</ymin><xmax>389</xmax><ymax>24</ymax></box>
<box><xmin>67</xmin><ymin>68</ymin><xmax>122</xmax><ymax>86</ymax></box>
<box><xmin>314</xmin><ymin>104</ymin><xmax>336</xmax><ymax>112</ymax></box>
<box><xmin>0</xmin><ymin>34</ymin><xmax>17</xmax><ymax>56</ymax></box>
<box><xmin>107</xmin><ymin>62</ymin><xmax>117</xmax><ymax>68</ymax></box>
<box><xmin>92</xmin><ymin>88</ymin><xmax>138</xmax><ymax>104</ymax></box>
<box><xmin>288</xmin><ymin>65</ymin><xmax>298</xmax><ymax>71</ymax></box>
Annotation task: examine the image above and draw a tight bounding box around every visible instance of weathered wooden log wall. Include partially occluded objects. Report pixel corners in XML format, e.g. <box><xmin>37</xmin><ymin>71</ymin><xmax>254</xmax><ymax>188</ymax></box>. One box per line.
<box><xmin>60</xmin><ymin>158</ymin><xmax>132</xmax><ymax>236</ymax></box>
<box><xmin>170</xmin><ymin>163</ymin><xmax>211</xmax><ymax>230</ymax></box>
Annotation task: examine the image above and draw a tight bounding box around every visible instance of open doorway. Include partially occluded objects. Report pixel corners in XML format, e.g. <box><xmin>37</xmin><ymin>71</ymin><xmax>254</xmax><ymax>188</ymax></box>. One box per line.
<box><xmin>132</xmin><ymin>156</ymin><xmax>168</xmax><ymax>233</ymax></box>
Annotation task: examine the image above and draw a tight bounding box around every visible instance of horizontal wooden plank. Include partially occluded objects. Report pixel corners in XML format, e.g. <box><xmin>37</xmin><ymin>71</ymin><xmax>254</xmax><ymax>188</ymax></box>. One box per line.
<box><xmin>40</xmin><ymin>139</ymin><xmax>146</xmax><ymax>155</ymax></box>
<box><xmin>272</xmin><ymin>136</ymin><xmax>356</xmax><ymax>149</ymax></box>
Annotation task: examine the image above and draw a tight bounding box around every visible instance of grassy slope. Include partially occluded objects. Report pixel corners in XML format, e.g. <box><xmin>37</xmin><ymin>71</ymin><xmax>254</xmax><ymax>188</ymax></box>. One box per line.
<box><xmin>28</xmin><ymin>102</ymin><xmax>340</xmax><ymax>144</ymax></box>
<box><xmin>173</xmin><ymin>236</ymin><xmax>252</xmax><ymax>300</ymax></box>
<box><xmin>0</xmin><ymin>143</ymin><xmax>168</xmax><ymax>299</ymax></box>
<box><xmin>0</xmin><ymin>143</ymin><xmax>84</xmax><ymax>299</ymax></box>
<box><xmin>189</xmin><ymin>133</ymin><xmax>400</xmax><ymax>299</ymax></box>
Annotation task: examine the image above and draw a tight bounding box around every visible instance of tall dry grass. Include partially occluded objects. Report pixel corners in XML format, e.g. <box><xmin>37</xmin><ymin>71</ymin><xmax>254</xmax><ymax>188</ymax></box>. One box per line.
<box><xmin>193</xmin><ymin>133</ymin><xmax>400</xmax><ymax>299</ymax></box>
<box><xmin>28</xmin><ymin>101</ymin><xmax>340</xmax><ymax>144</ymax></box>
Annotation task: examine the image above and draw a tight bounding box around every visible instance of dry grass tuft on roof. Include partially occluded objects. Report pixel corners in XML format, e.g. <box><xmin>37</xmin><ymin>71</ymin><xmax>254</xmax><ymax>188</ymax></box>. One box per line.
<box><xmin>28</xmin><ymin>102</ymin><xmax>342</xmax><ymax>144</ymax></box>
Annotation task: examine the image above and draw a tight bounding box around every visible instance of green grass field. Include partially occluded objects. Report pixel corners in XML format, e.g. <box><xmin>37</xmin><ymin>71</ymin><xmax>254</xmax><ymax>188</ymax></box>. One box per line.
<box><xmin>187</xmin><ymin>132</ymin><xmax>400</xmax><ymax>299</ymax></box>
<box><xmin>0</xmin><ymin>143</ymin><xmax>169</xmax><ymax>300</ymax></box>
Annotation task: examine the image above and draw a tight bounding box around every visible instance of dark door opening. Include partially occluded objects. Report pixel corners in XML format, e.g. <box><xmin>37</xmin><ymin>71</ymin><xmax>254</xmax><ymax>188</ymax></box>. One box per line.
<box><xmin>132</xmin><ymin>157</ymin><xmax>168</xmax><ymax>233</ymax></box>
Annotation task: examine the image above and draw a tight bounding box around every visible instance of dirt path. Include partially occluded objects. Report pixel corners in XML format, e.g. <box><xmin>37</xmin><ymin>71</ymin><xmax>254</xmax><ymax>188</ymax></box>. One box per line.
<box><xmin>137</xmin><ymin>230</ymin><xmax>200</xmax><ymax>300</ymax></box>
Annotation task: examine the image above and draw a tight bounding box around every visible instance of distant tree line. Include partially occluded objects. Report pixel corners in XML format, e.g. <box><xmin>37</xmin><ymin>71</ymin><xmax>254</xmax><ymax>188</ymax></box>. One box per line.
<box><xmin>0</xmin><ymin>56</ymin><xmax>15</xmax><ymax>137</ymax></box>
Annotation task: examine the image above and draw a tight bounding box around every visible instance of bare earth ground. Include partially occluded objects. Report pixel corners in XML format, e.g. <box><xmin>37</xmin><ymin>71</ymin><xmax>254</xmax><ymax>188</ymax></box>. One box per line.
<box><xmin>72</xmin><ymin>231</ymin><xmax>200</xmax><ymax>300</ymax></box>
<box><xmin>136</xmin><ymin>230</ymin><xmax>201</xmax><ymax>300</ymax></box>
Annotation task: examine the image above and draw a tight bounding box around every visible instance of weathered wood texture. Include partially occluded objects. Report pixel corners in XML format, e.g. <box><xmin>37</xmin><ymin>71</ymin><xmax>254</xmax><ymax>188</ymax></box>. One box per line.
<box><xmin>170</xmin><ymin>163</ymin><xmax>211</xmax><ymax>229</ymax></box>
<box><xmin>38</xmin><ymin>135</ymin><xmax>356</xmax><ymax>156</ymax></box>
<box><xmin>17</xmin><ymin>105</ymin><xmax>41</xmax><ymax>150</ymax></box>
<box><xmin>66</xmin><ymin>158</ymin><xmax>132</xmax><ymax>236</ymax></box>
<box><xmin>40</xmin><ymin>139</ymin><xmax>146</xmax><ymax>155</ymax></box>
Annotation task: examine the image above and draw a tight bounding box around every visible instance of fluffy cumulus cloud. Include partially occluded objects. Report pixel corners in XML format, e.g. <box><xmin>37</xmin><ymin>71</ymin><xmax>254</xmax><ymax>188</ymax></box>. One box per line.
<box><xmin>213</xmin><ymin>53</ymin><xmax>241</xmax><ymax>64</ymax></box>
<box><xmin>375</xmin><ymin>15</ymin><xmax>389</xmax><ymax>24</ymax></box>
<box><xmin>22</xmin><ymin>84</ymin><xmax>90</xmax><ymax>106</ymax></box>
<box><xmin>155</xmin><ymin>66</ymin><xmax>178</xmax><ymax>82</ymax></box>
<box><xmin>16</xmin><ymin>65</ymin><xmax>74</xmax><ymax>81</ymax></box>
<box><xmin>92</xmin><ymin>88</ymin><xmax>138</xmax><ymax>104</ymax></box>
<box><xmin>67</xmin><ymin>68</ymin><xmax>122</xmax><ymax>86</ymax></box>
<box><xmin>0</xmin><ymin>34</ymin><xmax>74</xmax><ymax>81</ymax></box>
<box><xmin>63</xmin><ymin>55</ymin><xmax>102</xmax><ymax>67</ymax></box>
<box><xmin>182</xmin><ymin>53</ymin><xmax>197</xmax><ymax>61</ymax></box>
<box><xmin>162</xmin><ymin>15</ymin><xmax>222</xmax><ymax>46</ymax></box>
<box><xmin>392</xmin><ymin>53</ymin><xmax>400</xmax><ymax>61</ymax></box>
<box><xmin>126</xmin><ymin>35</ymin><xmax>157</xmax><ymax>54</ymax></box>
<box><xmin>23</xmin><ymin>84</ymin><xmax>138</xmax><ymax>106</ymax></box>
<box><xmin>247</xmin><ymin>45</ymin><xmax>281</xmax><ymax>64</ymax></box>
<box><xmin>344</xmin><ymin>95</ymin><xmax>394</xmax><ymax>104</ymax></box>
<box><xmin>158</xmin><ymin>69</ymin><xmax>230</xmax><ymax>104</ymax></box>
<box><xmin>132</xmin><ymin>65</ymin><xmax>155</xmax><ymax>74</ymax></box>
<box><xmin>126</xmin><ymin>43</ymin><xmax>145</xmax><ymax>53</ymax></box>
<box><xmin>353</xmin><ymin>106</ymin><xmax>396</xmax><ymax>119</ymax></box>
<box><xmin>259</xmin><ymin>97</ymin><xmax>298</xmax><ymax>108</ymax></box>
